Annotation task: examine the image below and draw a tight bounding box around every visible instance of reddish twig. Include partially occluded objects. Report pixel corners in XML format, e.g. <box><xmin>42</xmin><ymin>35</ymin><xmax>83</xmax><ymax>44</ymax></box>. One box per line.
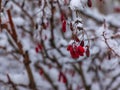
<box><xmin>6</xmin><ymin>9</ymin><xmax>37</xmax><ymax>90</ymax></box>
<box><xmin>103</xmin><ymin>31</ymin><xmax>120</xmax><ymax>57</ymax></box>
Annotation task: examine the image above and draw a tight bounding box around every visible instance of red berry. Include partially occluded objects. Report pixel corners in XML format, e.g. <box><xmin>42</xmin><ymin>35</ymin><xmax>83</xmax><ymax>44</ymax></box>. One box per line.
<box><xmin>61</xmin><ymin>13</ymin><xmax>65</xmax><ymax>21</ymax></box>
<box><xmin>70</xmin><ymin>47</ymin><xmax>79</xmax><ymax>59</ymax></box>
<box><xmin>80</xmin><ymin>40</ymin><xmax>84</xmax><ymax>47</ymax></box>
<box><xmin>39</xmin><ymin>68</ymin><xmax>43</xmax><ymax>75</ymax></box>
<box><xmin>58</xmin><ymin>72</ymin><xmax>67</xmax><ymax>83</ymax></box>
<box><xmin>62</xmin><ymin>20</ymin><xmax>66</xmax><ymax>32</ymax></box>
<box><xmin>67</xmin><ymin>45</ymin><xmax>72</xmax><ymax>51</ymax></box>
<box><xmin>77</xmin><ymin>46</ymin><xmax>85</xmax><ymax>56</ymax></box>
<box><xmin>38</xmin><ymin>44</ymin><xmax>42</xmax><ymax>50</ymax></box>
<box><xmin>87</xmin><ymin>0</ymin><xmax>92</xmax><ymax>7</ymax></box>
<box><xmin>35</xmin><ymin>47</ymin><xmax>39</xmax><ymax>53</ymax></box>
<box><xmin>62</xmin><ymin>74</ymin><xmax>67</xmax><ymax>83</ymax></box>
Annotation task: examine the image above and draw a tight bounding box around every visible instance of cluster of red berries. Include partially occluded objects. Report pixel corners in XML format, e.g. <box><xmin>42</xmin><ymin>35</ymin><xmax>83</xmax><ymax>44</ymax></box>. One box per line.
<box><xmin>67</xmin><ymin>44</ymin><xmax>85</xmax><ymax>59</ymax></box>
<box><xmin>67</xmin><ymin>40</ymin><xmax>90</xmax><ymax>59</ymax></box>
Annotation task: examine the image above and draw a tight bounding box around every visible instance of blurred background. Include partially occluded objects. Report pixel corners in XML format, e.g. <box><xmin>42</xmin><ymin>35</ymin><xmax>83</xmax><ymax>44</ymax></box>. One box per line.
<box><xmin>0</xmin><ymin>0</ymin><xmax>120</xmax><ymax>90</ymax></box>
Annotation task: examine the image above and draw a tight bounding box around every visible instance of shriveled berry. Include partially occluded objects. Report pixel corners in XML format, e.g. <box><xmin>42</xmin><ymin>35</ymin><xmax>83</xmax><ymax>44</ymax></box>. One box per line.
<box><xmin>80</xmin><ymin>40</ymin><xmax>84</xmax><ymax>47</ymax></box>
<box><xmin>70</xmin><ymin>22</ymin><xmax>73</xmax><ymax>31</ymax></box>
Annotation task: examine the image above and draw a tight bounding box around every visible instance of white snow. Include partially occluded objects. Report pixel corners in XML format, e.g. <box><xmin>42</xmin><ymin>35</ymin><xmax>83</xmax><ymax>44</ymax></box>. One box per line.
<box><xmin>70</xmin><ymin>0</ymin><xmax>85</xmax><ymax>10</ymax></box>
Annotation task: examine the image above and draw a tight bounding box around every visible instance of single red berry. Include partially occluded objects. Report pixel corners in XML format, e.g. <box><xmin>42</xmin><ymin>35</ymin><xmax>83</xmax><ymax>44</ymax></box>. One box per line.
<box><xmin>67</xmin><ymin>45</ymin><xmax>72</xmax><ymax>51</ymax></box>
<box><xmin>70</xmin><ymin>48</ymin><xmax>79</xmax><ymax>59</ymax></box>
<box><xmin>39</xmin><ymin>68</ymin><xmax>43</xmax><ymax>75</ymax></box>
<box><xmin>38</xmin><ymin>44</ymin><xmax>42</xmax><ymax>50</ymax></box>
<box><xmin>35</xmin><ymin>47</ymin><xmax>39</xmax><ymax>53</ymax></box>
<box><xmin>62</xmin><ymin>74</ymin><xmax>67</xmax><ymax>83</ymax></box>
<box><xmin>62</xmin><ymin>20</ymin><xmax>66</xmax><ymax>32</ymax></box>
<box><xmin>87</xmin><ymin>0</ymin><xmax>92</xmax><ymax>7</ymax></box>
<box><xmin>77</xmin><ymin>46</ymin><xmax>85</xmax><ymax>56</ymax></box>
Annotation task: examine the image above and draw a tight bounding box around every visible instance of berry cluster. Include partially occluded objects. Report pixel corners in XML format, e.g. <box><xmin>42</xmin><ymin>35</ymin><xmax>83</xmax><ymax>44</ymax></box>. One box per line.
<box><xmin>67</xmin><ymin>43</ymin><xmax>90</xmax><ymax>59</ymax></box>
<box><xmin>67</xmin><ymin>17</ymin><xmax>90</xmax><ymax>59</ymax></box>
<box><xmin>67</xmin><ymin>44</ymin><xmax>85</xmax><ymax>59</ymax></box>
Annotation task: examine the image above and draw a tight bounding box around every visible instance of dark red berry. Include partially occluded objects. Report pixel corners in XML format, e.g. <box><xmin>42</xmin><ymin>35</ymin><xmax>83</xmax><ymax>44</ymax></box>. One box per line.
<box><xmin>87</xmin><ymin>0</ymin><xmax>92</xmax><ymax>7</ymax></box>
<box><xmin>86</xmin><ymin>46</ymin><xmax>90</xmax><ymax>57</ymax></box>
<box><xmin>80</xmin><ymin>40</ymin><xmax>84</xmax><ymax>47</ymax></box>
<box><xmin>62</xmin><ymin>20</ymin><xmax>66</xmax><ymax>32</ymax></box>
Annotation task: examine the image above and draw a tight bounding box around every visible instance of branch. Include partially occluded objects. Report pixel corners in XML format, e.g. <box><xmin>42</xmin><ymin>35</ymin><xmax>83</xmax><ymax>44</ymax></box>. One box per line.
<box><xmin>106</xmin><ymin>73</ymin><xmax>120</xmax><ymax>90</ymax></box>
<box><xmin>77</xmin><ymin>9</ymin><xmax>120</xmax><ymax>29</ymax></box>
<box><xmin>0</xmin><ymin>0</ymin><xmax>1</xmax><ymax>12</ymax></box>
<box><xmin>103</xmin><ymin>31</ymin><xmax>120</xmax><ymax>57</ymax></box>
<box><xmin>7</xmin><ymin>74</ymin><xmax>18</xmax><ymax>90</ymax></box>
<box><xmin>11</xmin><ymin>0</ymin><xmax>35</xmax><ymax>28</ymax></box>
<box><xmin>6</xmin><ymin>9</ymin><xmax>37</xmax><ymax>90</ymax></box>
<box><xmin>73</xmin><ymin>64</ymin><xmax>91</xmax><ymax>90</ymax></box>
<box><xmin>0</xmin><ymin>75</ymin><xmax>29</xmax><ymax>89</ymax></box>
<box><xmin>0</xmin><ymin>0</ymin><xmax>1</xmax><ymax>31</ymax></box>
<box><xmin>34</xmin><ymin>62</ymin><xmax>58</xmax><ymax>90</ymax></box>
